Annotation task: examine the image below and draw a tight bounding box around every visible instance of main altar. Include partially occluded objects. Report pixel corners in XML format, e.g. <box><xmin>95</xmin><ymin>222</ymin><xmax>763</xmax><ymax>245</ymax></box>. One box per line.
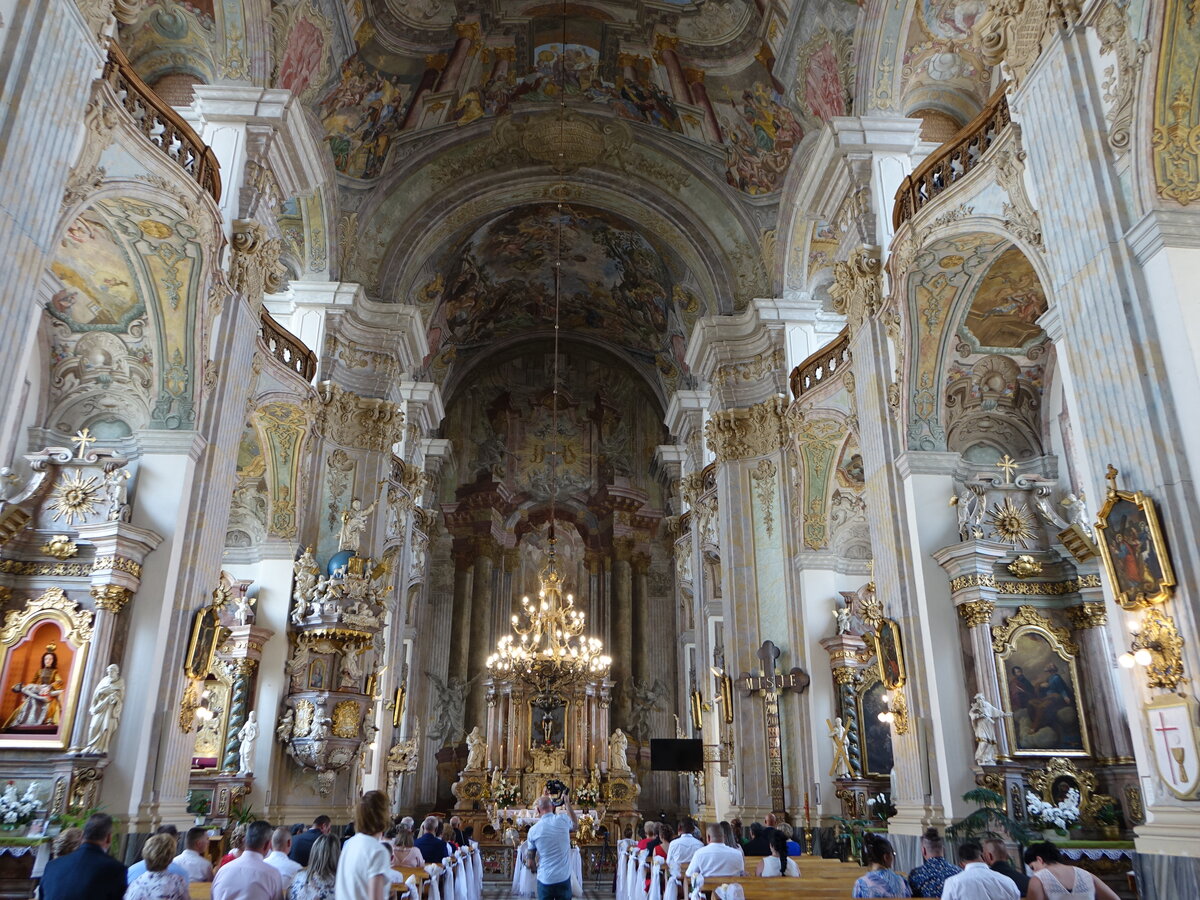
<box><xmin>449</xmin><ymin>532</ymin><xmax>639</xmax><ymax>833</ymax></box>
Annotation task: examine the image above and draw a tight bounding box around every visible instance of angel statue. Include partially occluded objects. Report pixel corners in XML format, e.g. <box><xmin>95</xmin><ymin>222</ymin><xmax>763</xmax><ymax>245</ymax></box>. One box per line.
<box><xmin>951</xmin><ymin>484</ymin><xmax>985</xmax><ymax>540</ymax></box>
<box><xmin>833</xmin><ymin>598</ymin><xmax>853</xmax><ymax>635</ymax></box>
<box><xmin>338</xmin><ymin>497</ymin><xmax>378</xmax><ymax>554</ymax></box>
<box><xmin>1062</xmin><ymin>492</ymin><xmax>1093</xmax><ymax>534</ymax></box>
<box><xmin>968</xmin><ymin>692</ymin><xmax>1011</xmax><ymax>767</ymax></box>
<box><xmin>427</xmin><ymin>671</ymin><xmax>482</xmax><ymax>746</ymax></box>
<box><xmin>276</xmin><ymin>707</ymin><xmax>295</xmax><ymax>744</ymax></box>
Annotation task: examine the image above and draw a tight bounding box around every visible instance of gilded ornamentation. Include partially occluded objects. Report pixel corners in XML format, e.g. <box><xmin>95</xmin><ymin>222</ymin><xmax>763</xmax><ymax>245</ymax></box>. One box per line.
<box><xmin>750</xmin><ymin>459</ymin><xmax>777</xmax><ymax>537</ymax></box>
<box><xmin>889</xmin><ymin>687</ymin><xmax>910</xmax><ymax>735</ymax></box>
<box><xmin>0</xmin><ymin>588</ymin><xmax>94</xmax><ymax>646</ymax></box>
<box><xmin>828</xmin><ymin>250</ymin><xmax>882</xmax><ymax>330</ymax></box>
<box><xmin>1007</xmin><ymin>555</ymin><xmax>1044</xmax><ymax>578</ymax></box>
<box><xmin>41</xmin><ymin>536</ymin><xmax>78</xmax><ymax>560</ymax></box>
<box><xmin>1132</xmin><ymin>608</ymin><xmax>1185</xmax><ymax>691</ymax></box>
<box><xmin>986</xmin><ymin>498</ymin><xmax>1038</xmax><ymax>547</ymax></box>
<box><xmin>1152</xmin><ymin>1</ymin><xmax>1200</xmax><ymax>204</ymax></box>
<box><xmin>957</xmin><ymin>600</ymin><xmax>996</xmax><ymax>628</ymax></box>
<box><xmin>0</xmin><ymin>560</ymin><xmax>91</xmax><ymax>577</ymax></box>
<box><xmin>179</xmin><ymin>678</ymin><xmax>201</xmax><ymax>733</ymax></box>
<box><xmin>332</xmin><ymin>700</ymin><xmax>361</xmax><ymax>738</ymax></box>
<box><xmin>832</xmin><ymin>666</ymin><xmax>857</xmax><ymax>686</ymax></box>
<box><xmin>1124</xmin><ymin>783</ymin><xmax>1144</xmax><ymax>824</ymax></box>
<box><xmin>992</xmin><ymin>606</ymin><xmax>1078</xmax><ymax>655</ymax></box>
<box><xmin>49</xmin><ymin>471</ymin><xmax>101</xmax><ymax>526</ymax></box>
<box><xmin>91</xmin><ymin>585</ymin><xmax>132</xmax><ymax>614</ymax></box>
<box><xmin>704</xmin><ymin>396</ymin><xmax>788</xmax><ymax>462</ymax></box>
<box><xmin>1028</xmin><ymin>756</ymin><xmax>1110</xmax><ymax>824</ymax></box>
<box><xmin>979</xmin><ymin>0</ymin><xmax>1082</xmax><ymax>89</ymax></box>
<box><xmin>293</xmin><ymin>699</ymin><xmax>315</xmax><ymax>738</ymax></box>
<box><xmin>493</xmin><ymin>110</ymin><xmax>633</xmax><ymax>175</ymax></box>
<box><xmin>948</xmin><ymin>573</ymin><xmax>1100</xmax><ymax>595</ymax></box>
<box><xmin>1066</xmin><ymin>602</ymin><xmax>1107</xmax><ymax>630</ymax></box>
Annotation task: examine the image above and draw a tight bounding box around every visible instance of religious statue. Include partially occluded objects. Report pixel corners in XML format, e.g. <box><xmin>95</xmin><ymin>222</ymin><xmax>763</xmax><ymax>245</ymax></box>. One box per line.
<box><xmin>286</xmin><ymin>643</ymin><xmax>311</xmax><ymax>691</ymax></box>
<box><xmin>968</xmin><ymin>692</ymin><xmax>1011</xmax><ymax>767</ymax></box>
<box><xmin>426</xmin><ymin>672</ymin><xmax>478</xmax><ymax>745</ymax></box>
<box><xmin>626</xmin><ymin>678</ymin><xmax>664</xmax><ymax>742</ymax></box>
<box><xmin>833</xmin><ymin>599</ymin><xmax>853</xmax><ymax>635</ymax></box>
<box><xmin>465</xmin><ymin>725</ymin><xmax>487</xmax><ymax>771</ymax></box>
<box><xmin>952</xmin><ymin>484</ymin><xmax>985</xmax><ymax>540</ymax></box>
<box><xmin>340</xmin><ymin>647</ymin><xmax>363</xmax><ymax>689</ymax></box>
<box><xmin>102</xmin><ymin>464</ymin><xmax>131</xmax><ymax>522</ymax></box>
<box><xmin>4</xmin><ymin>646</ymin><xmax>64</xmax><ymax>729</ymax></box>
<box><xmin>233</xmin><ymin>594</ymin><xmax>254</xmax><ymax>627</ymax></box>
<box><xmin>82</xmin><ymin>664</ymin><xmax>124</xmax><ymax>755</ymax></box>
<box><xmin>827</xmin><ymin>717</ymin><xmax>851</xmax><ymax>779</ymax></box>
<box><xmin>237</xmin><ymin>711</ymin><xmax>259</xmax><ymax>776</ymax></box>
<box><xmin>590</xmin><ymin>764</ymin><xmax>600</xmax><ymax>787</ymax></box>
<box><xmin>609</xmin><ymin>728</ymin><xmax>632</xmax><ymax>773</ymax></box>
<box><xmin>276</xmin><ymin>707</ymin><xmax>294</xmax><ymax>744</ymax></box>
<box><xmin>337</xmin><ymin>497</ymin><xmax>378</xmax><ymax>554</ymax></box>
<box><xmin>1062</xmin><ymin>492</ymin><xmax>1092</xmax><ymax>533</ymax></box>
<box><xmin>491</xmin><ymin>767</ymin><xmax>503</xmax><ymax>793</ymax></box>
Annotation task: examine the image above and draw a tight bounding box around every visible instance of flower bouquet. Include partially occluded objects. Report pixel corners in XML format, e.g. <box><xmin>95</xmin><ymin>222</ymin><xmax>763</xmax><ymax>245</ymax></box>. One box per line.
<box><xmin>493</xmin><ymin>777</ymin><xmax>521</xmax><ymax>806</ymax></box>
<box><xmin>574</xmin><ymin>783</ymin><xmax>600</xmax><ymax>807</ymax></box>
<box><xmin>867</xmin><ymin>792</ymin><xmax>897</xmax><ymax>825</ymax></box>
<box><xmin>0</xmin><ymin>782</ymin><xmax>41</xmax><ymax>830</ymax></box>
<box><xmin>1026</xmin><ymin>788</ymin><xmax>1080</xmax><ymax>838</ymax></box>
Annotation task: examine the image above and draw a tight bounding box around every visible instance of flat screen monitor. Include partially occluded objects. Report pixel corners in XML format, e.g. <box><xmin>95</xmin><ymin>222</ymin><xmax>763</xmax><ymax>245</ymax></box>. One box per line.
<box><xmin>650</xmin><ymin>738</ymin><xmax>704</xmax><ymax>772</ymax></box>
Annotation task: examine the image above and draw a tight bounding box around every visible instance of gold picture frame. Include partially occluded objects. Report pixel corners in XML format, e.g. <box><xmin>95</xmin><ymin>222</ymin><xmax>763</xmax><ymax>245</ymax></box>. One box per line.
<box><xmin>994</xmin><ymin>607</ymin><xmax>1090</xmax><ymax>757</ymax></box>
<box><xmin>1094</xmin><ymin>466</ymin><xmax>1175</xmax><ymax>610</ymax></box>
<box><xmin>873</xmin><ymin>618</ymin><xmax>906</xmax><ymax>690</ymax></box>
<box><xmin>184</xmin><ymin>605</ymin><xmax>224</xmax><ymax>680</ymax></box>
<box><xmin>0</xmin><ymin>589</ymin><xmax>92</xmax><ymax>750</ymax></box>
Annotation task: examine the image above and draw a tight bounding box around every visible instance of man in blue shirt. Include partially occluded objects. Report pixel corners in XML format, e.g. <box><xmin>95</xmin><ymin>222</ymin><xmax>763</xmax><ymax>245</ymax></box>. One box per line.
<box><xmin>526</xmin><ymin>789</ymin><xmax>579</xmax><ymax>900</ymax></box>
<box><xmin>908</xmin><ymin>828</ymin><xmax>963</xmax><ymax>897</ymax></box>
<box><xmin>39</xmin><ymin>813</ymin><xmax>126</xmax><ymax>900</ymax></box>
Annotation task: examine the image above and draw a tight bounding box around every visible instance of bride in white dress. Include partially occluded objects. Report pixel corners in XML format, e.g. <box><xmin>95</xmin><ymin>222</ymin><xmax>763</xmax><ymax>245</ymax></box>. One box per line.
<box><xmin>1024</xmin><ymin>843</ymin><xmax>1120</xmax><ymax>900</ymax></box>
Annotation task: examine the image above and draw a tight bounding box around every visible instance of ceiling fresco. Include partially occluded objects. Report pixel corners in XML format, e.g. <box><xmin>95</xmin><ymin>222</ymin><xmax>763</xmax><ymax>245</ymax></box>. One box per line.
<box><xmin>962</xmin><ymin>246</ymin><xmax>1048</xmax><ymax>351</ymax></box>
<box><xmin>417</xmin><ymin>202</ymin><xmax>700</xmax><ymax>391</ymax></box>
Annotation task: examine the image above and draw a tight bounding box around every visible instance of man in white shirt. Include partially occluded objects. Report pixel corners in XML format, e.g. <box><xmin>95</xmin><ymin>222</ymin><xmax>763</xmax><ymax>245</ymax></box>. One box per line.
<box><xmin>941</xmin><ymin>841</ymin><xmax>1020</xmax><ymax>900</ymax></box>
<box><xmin>212</xmin><ymin>820</ymin><xmax>283</xmax><ymax>900</ymax></box>
<box><xmin>526</xmin><ymin>790</ymin><xmax>579</xmax><ymax>900</ymax></box>
<box><xmin>685</xmin><ymin>824</ymin><xmax>745</xmax><ymax>887</ymax></box>
<box><xmin>665</xmin><ymin>817</ymin><xmax>704</xmax><ymax>877</ymax></box>
<box><xmin>172</xmin><ymin>826</ymin><xmax>214</xmax><ymax>882</ymax></box>
<box><xmin>264</xmin><ymin>826</ymin><xmax>303</xmax><ymax>892</ymax></box>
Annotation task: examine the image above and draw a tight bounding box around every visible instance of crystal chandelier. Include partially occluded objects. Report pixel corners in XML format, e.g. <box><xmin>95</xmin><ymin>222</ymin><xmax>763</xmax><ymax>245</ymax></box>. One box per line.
<box><xmin>486</xmin><ymin>532</ymin><xmax>611</xmax><ymax>692</ymax></box>
<box><xmin>485</xmin><ymin>9</ymin><xmax>609</xmax><ymax>692</ymax></box>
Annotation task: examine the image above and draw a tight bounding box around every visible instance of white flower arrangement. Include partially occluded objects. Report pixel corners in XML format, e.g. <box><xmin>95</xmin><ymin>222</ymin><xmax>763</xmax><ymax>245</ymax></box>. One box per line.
<box><xmin>0</xmin><ymin>781</ymin><xmax>41</xmax><ymax>826</ymax></box>
<box><xmin>1026</xmin><ymin>788</ymin><xmax>1080</xmax><ymax>835</ymax></box>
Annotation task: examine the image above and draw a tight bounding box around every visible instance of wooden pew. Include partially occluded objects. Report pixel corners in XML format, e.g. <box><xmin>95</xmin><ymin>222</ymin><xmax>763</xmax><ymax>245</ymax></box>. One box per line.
<box><xmin>188</xmin><ymin>884</ymin><xmax>213</xmax><ymax>900</ymax></box>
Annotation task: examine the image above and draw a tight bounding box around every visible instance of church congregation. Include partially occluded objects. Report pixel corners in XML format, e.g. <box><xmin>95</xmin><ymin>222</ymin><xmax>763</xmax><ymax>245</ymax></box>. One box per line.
<box><xmin>2</xmin><ymin>0</ymin><xmax>1199</xmax><ymax>899</ymax></box>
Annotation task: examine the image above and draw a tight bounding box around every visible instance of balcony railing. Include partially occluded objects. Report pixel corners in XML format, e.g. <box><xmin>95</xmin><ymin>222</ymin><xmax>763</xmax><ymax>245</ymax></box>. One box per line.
<box><xmin>102</xmin><ymin>44</ymin><xmax>221</xmax><ymax>203</ymax></box>
<box><xmin>790</xmin><ymin>328</ymin><xmax>850</xmax><ymax>399</ymax></box>
<box><xmin>893</xmin><ymin>87</ymin><xmax>1010</xmax><ymax>230</ymax></box>
<box><xmin>259</xmin><ymin>312</ymin><xmax>317</xmax><ymax>382</ymax></box>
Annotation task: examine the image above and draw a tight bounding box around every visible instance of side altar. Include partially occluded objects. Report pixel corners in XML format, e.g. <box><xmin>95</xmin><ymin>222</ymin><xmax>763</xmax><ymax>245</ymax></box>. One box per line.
<box><xmin>449</xmin><ymin>534</ymin><xmax>638</xmax><ymax>834</ymax></box>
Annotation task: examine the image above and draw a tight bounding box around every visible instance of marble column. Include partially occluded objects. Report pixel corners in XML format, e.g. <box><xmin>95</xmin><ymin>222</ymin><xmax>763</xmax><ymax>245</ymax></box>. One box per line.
<box><xmin>449</xmin><ymin>545</ymin><xmax>474</xmax><ymax>680</ymax></box>
<box><xmin>686</xmin><ymin>69</ymin><xmax>722</xmax><ymax>143</ymax></box>
<box><xmin>466</xmin><ymin>549</ymin><xmax>494</xmax><ymax>733</ymax></box>
<box><xmin>436</xmin><ymin>22</ymin><xmax>479</xmax><ymax>92</ymax></box>
<box><xmin>221</xmin><ymin>659</ymin><xmax>256</xmax><ymax>773</ymax></box>
<box><xmin>1066</xmin><ymin>599</ymin><xmax>1134</xmax><ymax>764</ymax></box>
<box><xmin>631</xmin><ymin>552</ymin><xmax>651</xmax><ymax>684</ymax></box>
<box><xmin>610</xmin><ymin>544</ymin><xmax>634</xmax><ymax>729</ymax></box>
<box><xmin>403</xmin><ymin>58</ymin><xmax>444</xmax><ymax>129</ymax></box>
<box><xmin>653</xmin><ymin>36</ymin><xmax>689</xmax><ymax>102</ymax></box>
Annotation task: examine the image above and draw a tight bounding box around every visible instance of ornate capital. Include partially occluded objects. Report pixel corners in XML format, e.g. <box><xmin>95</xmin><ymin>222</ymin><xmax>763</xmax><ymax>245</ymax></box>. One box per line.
<box><xmin>1066</xmin><ymin>602</ymin><xmax>1107</xmax><ymax>630</ymax></box>
<box><xmin>832</xmin><ymin>665</ymin><xmax>857</xmax><ymax>686</ymax></box>
<box><xmin>230</xmin><ymin>221</ymin><xmax>284</xmax><ymax>304</ymax></box>
<box><xmin>978</xmin><ymin>0</ymin><xmax>1082</xmax><ymax>89</ymax></box>
<box><xmin>828</xmin><ymin>249</ymin><xmax>882</xmax><ymax>330</ymax></box>
<box><xmin>957</xmin><ymin>599</ymin><xmax>996</xmax><ymax>629</ymax></box>
<box><xmin>91</xmin><ymin>584</ymin><xmax>133</xmax><ymax>613</ymax></box>
<box><xmin>704</xmin><ymin>396</ymin><xmax>788</xmax><ymax>462</ymax></box>
<box><xmin>317</xmin><ymin>382</ymin><xmax>405</xmax><ymax>452</ymax></box>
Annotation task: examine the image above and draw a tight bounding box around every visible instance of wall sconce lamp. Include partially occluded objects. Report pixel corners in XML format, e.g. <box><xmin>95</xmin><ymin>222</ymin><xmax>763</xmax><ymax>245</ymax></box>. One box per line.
<box><xmin>1116</xmin><ymin>608</ymin><xmax>1184</xmax><ymax>690</ymax></box>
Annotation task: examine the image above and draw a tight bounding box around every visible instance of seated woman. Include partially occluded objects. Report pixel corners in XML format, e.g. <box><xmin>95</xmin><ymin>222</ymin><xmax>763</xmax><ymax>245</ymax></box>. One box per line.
<box><xmin>852</xmin><ymin>834</ymin><xmax>911</xmax><ymax>898</ymax></box>
<box><xmin>756</xmin><ymin>832</ymin><xmax>799</xmax><ymax>877</ymax></box>
<box><xmin>127</xmin><ymin>834</ymin><xmax>188</xmax><ymax>900</ymax></box>
<box><xmin>392</xmin><ymin>827</ymin><xmax>425</xmax><ymax>868</ymax></box>
<box><xmin>1024</xmin><ymin>841</ymin><xmax>1120</xmax><ymax>900</ymax></box>
<box><xmin>289</xmin><ymin>834</ymin><xmax>339</xmax><ymax>900</ymax></box>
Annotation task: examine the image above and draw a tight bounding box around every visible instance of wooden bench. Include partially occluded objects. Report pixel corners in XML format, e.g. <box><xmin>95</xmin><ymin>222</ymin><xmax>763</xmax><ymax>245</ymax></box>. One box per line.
<box><xmin>188</xmin><ymin>884</ymin><xmax>212</xmax><ymax>900</ymax></box>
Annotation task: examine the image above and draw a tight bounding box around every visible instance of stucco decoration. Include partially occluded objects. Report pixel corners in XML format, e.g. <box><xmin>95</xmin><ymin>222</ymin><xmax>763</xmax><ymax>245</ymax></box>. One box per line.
<box><xmin>1151</xmin><ymin>0</ymin><xmax>1200</xmax><ymax>204</ymax></box>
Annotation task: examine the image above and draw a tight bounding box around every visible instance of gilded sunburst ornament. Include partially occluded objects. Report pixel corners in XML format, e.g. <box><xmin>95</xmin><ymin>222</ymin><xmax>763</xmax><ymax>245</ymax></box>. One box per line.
<box><xmin>986</xmin><ymin>498</ymin><xmax>1037</xmax><ymax>547</ymax></box>
<box><xmin>49</xmin><ymin>470</ymin><xmax>100</xmax><ymax>526</ymax></box>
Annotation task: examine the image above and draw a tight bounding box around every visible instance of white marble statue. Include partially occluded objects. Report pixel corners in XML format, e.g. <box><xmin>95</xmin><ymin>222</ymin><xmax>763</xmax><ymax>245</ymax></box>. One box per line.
<box><xmin>102</xmin><ymin>464</ymin><xmax>131</xmax><ymax>522</ymax></box>
<box><xmin>233</xmin><ymin>593</ymin><xmax>254</xmax><ymax>626</ymax></box>
<box><xmin>465</xmin><ymin>725</ymin><xmax>487</xmax><ymax>771</ymax></box>
<box><xmin>340</xmin><ymin>647</ymin><xmax>363</xmax><ymax>689</ymax></box>
<box><xmin>237</xmin><ymin>711</ymin><xmax>259</xmax><ymax>776</ymax></box>
<box><xmin>827</xmin><ymin>717</ymin><xmax>851</xmax><ymax>779</ymax></box>
<box><xmin>337</xmin><ymin>497</ymin><xmax>378</xmax><ymax>553</ymax></box>
<box><xmin>276</xmin><ymin>707</ymin><xmax>294</xmax><ymax>744</ymax></box>
<box><xmin>491</xmin><ymin>767</ymin><xmax>503</xmax><ymax>793</ymax></box>
<box><xmin>1062</xmin><ymin>492</ymin><xmax>1092</xmax><ymax>533</ymax></box>
<box><xmin>834</xmin><ymin>600</ymin><xmax>853</xmax><ymax>635</ymax></box>
<box><xmin>953</xmin><ymin>484</ymin><xmax>985</xmax><ymax>540</ymax></box>
<box><xmin>969</xmin><ymin>692</ymin><xmax>1010</xmax><ymax>767</ymax></box>
<box><xmin>609</xmin><ymin>728</ymin><xmax>632</xmax><ymax>773</ymax></box>
<box><xmin>286</xmin><ymin>643</ymin><xmax>310</xmax><ymax>690</ymax></box>
<box><xmin>83</xmin><ymin>664</ymin><xmax>125</xmax><ymax>755</ymax></box>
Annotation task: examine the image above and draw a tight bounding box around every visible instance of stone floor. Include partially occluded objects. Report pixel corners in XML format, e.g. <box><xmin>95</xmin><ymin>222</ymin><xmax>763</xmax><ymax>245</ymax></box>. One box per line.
<box><xmin>482</xmin><ymin>880</ymin><xmax>613</xmax><ymax>899</ymax></box>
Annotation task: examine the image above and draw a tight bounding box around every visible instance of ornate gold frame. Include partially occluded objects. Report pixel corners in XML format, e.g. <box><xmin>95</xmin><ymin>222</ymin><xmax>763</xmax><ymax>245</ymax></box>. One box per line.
<box><xmin>873</xmin><ymin>617</ymin><xmax>906</xmax><ymax>690</ymax></box>
<box><xmin>854</xmin><ymin>672</ymin><xmax>893</xmax><ymax>777</ymax></box>
<box><xmin>184</xmin><ymin>605</ymin><xmax>224</xmax><ymax>680</ymax></box>
<box><xmin>1094</xmin><ymin>466</ymin><xmax>1175</xmax><ymax>610</ymax></box>
<box><xmin>1027</xmin><ymin>756</ymin><xmax>1113</xmax><ymax>825</ymax></box>
<box><xmin>0</xmin><ymin>588</ymin><xmax>93</xmax><ymax>750</ymax></box>
<box><xmin>994</xmin><ymin>607</ymin><xmax>1090</xmax><ymax>757</ymax></box>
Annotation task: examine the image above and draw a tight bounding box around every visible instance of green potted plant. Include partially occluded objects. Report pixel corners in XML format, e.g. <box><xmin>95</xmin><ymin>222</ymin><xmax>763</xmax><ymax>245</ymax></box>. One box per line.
<box><xmin>946</xmin><ymin>788</ymin><xmax>1033</xmax><ymax>845</ymax></box>
<box><xmin>831</xmin><ymin>814</ymin><xmax>873</xmax><ymax>865</ymax></box>
<box><xmin>1095</xmin><ymin>803</ymin><xmax>1120</xmax><ymax>840</ymax></box>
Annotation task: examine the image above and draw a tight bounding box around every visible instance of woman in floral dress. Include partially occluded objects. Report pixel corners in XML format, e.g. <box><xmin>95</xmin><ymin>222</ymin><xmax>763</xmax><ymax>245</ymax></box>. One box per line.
<box><xmin>127</xmin><ymin>834</ymin><xmax>188</xmax><ymax>900</ymax></box>
<box><xmin>288</xmin><ymin>834</ymin><xmax>340</xmax><ymax>900</ymax></box>
<box><xmin>853</xmin><ymin>834</ymin><xmax>912</xmax><ymax>898</ymax></box>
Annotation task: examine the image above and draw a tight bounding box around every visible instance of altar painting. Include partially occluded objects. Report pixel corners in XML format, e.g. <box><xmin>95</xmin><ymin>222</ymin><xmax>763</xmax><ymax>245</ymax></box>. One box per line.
<box><xmin>996</xmin><ymin>613</ymin><xmax>1089</xmax><ymax>756</ymax></box>
<box><xmin>857</xmin><ymin>677</ymin><xmax>894</xmax><ymax>776</ymax></box>
<box><xmin>0</xmin><ymin>590</ymin><xmax>92</xmax><ymax>749</ymax></box>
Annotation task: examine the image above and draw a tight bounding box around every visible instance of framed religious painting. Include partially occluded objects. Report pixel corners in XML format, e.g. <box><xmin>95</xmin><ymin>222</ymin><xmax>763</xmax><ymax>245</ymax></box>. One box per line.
<box><xmin>1094</xmin><ymin>466</ymin><xmax>1175</xmax><ymax>610</ymax></box>
<box><xmin>184</xmin><ymin>604</ymin><xmax>224</xmax><ymax>680</ymax></box>
<box><xmin>994</xmin><ymin>606</ymin><xmax>1090</xmax><ymax>757</ymax></box>
<box><xmin>856</xmin><ymin>675</ymin><xmax>895</xmax><ymax>777</ymax></box>
<box><xmin>0</xmin><ymin>588</ymin><xmax>92</xmax><ymax>749</ymax></box>
<box><xmin>873</xmin><ymin>618</ymin><xmax>906</xmax><ymax>690</ymax></box>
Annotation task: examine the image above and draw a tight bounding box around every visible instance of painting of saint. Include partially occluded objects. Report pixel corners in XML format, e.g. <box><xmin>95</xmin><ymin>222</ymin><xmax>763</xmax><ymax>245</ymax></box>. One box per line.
<box><xmin>859</xmin><ymin>678</ymin><xmax>895</xmax><ymax>776</ymax></box>
<box><xmin>802</xmin><ymin>40</ymin><xmax>847</xmax><ymax>123</ymax></box>
<box><xmin>999</xmin><ymin>630</ymin><xmax>1088</xmax><ymax>755</ymax></box>
<box><xmin>1100</xmin><ymin>499</ymin><xmax>1167</xmax><ymax>603</ymax></box>
<box><xmin>0</xmin><ymin>610</ymin><xmax>86</xmax><ymax>749</ymax></box>
<box><xmin>873</xmin><ymin>619</ymin><xmax>906</xmax><ymax>690</ymax></box>
<box><xmin>720</xmin><ymin>82</ymin><xmax>804</xmax><ymax>195</ymax></box>
<box><xmin>964</xmin><ymin>248</ymin><xmax>1048</xmax><ymax>349</ymax></box>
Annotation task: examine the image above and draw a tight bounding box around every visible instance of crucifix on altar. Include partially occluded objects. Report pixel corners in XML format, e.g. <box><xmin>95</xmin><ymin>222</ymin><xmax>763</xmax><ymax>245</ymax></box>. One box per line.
<box><xmin>739</xmin><ymin>640</ymin><xmax>810</xmax><ymax>814</ymax></box>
